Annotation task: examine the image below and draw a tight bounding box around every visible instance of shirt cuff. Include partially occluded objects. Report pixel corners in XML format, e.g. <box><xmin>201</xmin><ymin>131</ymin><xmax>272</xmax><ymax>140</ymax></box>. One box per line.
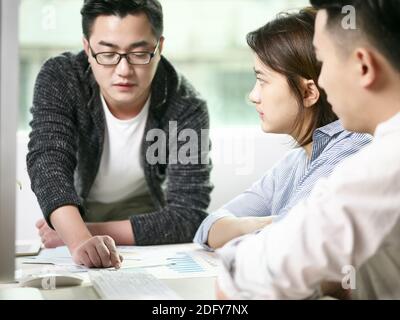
<box><xmin>193</xmin><ymin>208</ymin><xmax>235</xmax><ymax>251</ymax></box>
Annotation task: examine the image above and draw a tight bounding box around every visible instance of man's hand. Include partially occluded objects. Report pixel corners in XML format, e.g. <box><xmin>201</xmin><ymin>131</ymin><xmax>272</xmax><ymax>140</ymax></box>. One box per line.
<box><xmin>71</xmin><ymin>235</ymin><xmax>123</xmax><ymax>269</ymax></box>
<box><xmin>36</xmin><ymin>218</ymin><xmax>65</xmax><ymax>248</ymax></box>
<box><xmin>215</xmin><ymin>280</ymin><xmax>229</xmax><ymax>300</ymax></box>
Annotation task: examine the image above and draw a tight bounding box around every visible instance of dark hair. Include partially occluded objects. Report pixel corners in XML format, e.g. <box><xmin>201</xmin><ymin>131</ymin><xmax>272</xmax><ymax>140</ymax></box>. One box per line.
<box><xmin>247</xmin><ymin>7</ymin><xmax>337</xmax><ymax>147</ymax></box>
<box><xmin>310</xmin><ymin>0</ymin><xmax>400</xmax><ymax>71</ymax></box>
<box><xmin>81</xmin><ymin>0</ymin><xmax>163</xmax><ymax>40</ymax></box>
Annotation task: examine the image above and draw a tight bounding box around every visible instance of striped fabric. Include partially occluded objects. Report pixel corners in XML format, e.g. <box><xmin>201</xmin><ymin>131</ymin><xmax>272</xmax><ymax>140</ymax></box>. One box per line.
<box><xmin>194</xmin><ymin>120</ymin><xmax>372</xmax><ymax>250</ymax></box>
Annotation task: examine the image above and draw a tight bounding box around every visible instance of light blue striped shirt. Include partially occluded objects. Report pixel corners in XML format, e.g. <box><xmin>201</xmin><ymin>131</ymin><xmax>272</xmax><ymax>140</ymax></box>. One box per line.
<box><xmin>194</xmin><ymin>120</ymin><xmax>372</xmax><ymax>250</ymax></box>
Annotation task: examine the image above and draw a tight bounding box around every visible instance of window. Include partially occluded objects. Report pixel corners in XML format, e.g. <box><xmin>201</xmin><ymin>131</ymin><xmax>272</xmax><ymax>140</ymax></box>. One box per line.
<box><xmin>19</xmin><ymin>0</ymin><xmax>309</xmax><ymax>130</ymax></box>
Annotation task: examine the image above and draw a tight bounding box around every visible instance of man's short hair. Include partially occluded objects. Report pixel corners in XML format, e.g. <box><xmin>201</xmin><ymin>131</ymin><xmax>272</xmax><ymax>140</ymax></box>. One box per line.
<box><xmin>81</xmin><ymin>0</ymin><xmax>163</xmax><ymax>40</ymax></box>
<box><xmin>310</xmin><ymin>0</ymin><xmax>400</xmax><ymax>71</ymax></box>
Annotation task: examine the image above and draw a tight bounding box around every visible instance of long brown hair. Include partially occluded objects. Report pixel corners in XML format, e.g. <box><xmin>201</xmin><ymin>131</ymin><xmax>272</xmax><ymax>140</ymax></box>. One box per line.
<box><xmin>247</xmin><ymin>7</ymin><xmax>337</xmax><ymax>147</ymax></box>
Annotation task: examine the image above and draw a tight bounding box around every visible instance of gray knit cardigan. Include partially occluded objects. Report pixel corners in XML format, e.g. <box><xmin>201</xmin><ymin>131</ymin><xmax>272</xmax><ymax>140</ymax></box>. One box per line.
<box><xmin>27</xmin><ymin>51</ymin><xmax>213</xmax><ymax>245</ymax></box>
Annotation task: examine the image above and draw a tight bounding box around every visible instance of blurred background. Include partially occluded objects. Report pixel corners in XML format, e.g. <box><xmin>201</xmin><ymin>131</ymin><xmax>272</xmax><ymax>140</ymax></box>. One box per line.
<box><xmin>17</xmin><ymin>0</ymin><xmax>309</xmax><ymax>240</ymax></box>
<box><xmin>19</xmin><ymin>0</ymin><xmax>309</xmax><ymax>129</ymax></box>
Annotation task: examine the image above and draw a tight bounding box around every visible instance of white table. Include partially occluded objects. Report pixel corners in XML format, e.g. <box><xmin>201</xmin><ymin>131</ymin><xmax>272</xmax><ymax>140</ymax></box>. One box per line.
<box><xmin>0</xmin><ymin>243</ymin><xmax>218</xmax><ymax>300</ymax></box>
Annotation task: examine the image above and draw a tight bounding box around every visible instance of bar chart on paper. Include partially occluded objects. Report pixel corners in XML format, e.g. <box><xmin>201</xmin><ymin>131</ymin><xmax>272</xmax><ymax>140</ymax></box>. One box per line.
<box><xmin>147</xmin><ymin>251</ymin><xmax>217</xmax><ymax>279</ymax></box>
<box><xmin>167</xmin><ymin>253</ymin><xmax>205</xmax><ymax>273</ymax></box>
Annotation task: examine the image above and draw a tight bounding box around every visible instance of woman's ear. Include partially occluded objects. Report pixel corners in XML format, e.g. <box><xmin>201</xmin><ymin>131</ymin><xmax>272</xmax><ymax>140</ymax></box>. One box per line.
<box><xmin>302</xmin><ymin>79</ymin><xmax>320</xmax><ymax>108</ymax></box>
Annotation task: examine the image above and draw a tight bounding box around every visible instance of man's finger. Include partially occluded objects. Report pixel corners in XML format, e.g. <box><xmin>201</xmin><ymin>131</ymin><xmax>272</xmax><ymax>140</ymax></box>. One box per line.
<box><xmin>103</xmin><ymin>237</ymin><xmax>121</xmax><ymax>268</ymax></box>
<box><xmin>80</xmin><ymin>251</ymin><xmax>94</xmax><ymax>268</ymax></box>
<box><xmin>35</xmin><ymin>219</ymin><xmax>46</xmax><ymax>229</ymax></box>
<box><xmin>38</xmin><ymin>228</ymin><xmax>46</xmax><ymax>237</ymax></box>
<box><xmin>95</xmin><ymin>242</ymin><xmax>112</xmax><ymax>268</ymax></box>
<box><xmin>43</xmin><ymin>238</ymin><xmax>55</xmax><ymax>249</ymax></box>
<box><xmin>215</xmin><ymin>280</ymin><xmax>229</xmax><ymax>300</ymax></box>
<box><xmin>86</xmin><ymin>245</ymin><xmax>103</xmax><ymax>268</ymax></box>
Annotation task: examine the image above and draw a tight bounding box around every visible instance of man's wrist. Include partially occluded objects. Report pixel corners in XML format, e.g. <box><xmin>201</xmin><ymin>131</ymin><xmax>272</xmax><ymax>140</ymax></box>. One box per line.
<box><xmin>68</xmin><ymin>231</ymin><xmax>92</xmax><ymax>252</ymax></box>
<box><xmin>50</xmin><ymin>205</ymin><xmax>93</xmax><ymax>251</ymax></box>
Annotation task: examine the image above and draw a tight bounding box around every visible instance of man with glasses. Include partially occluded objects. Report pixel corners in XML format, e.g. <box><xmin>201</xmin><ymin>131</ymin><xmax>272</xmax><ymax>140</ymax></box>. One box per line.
<box><xmin>28</xmin><ymin>0</ymin><xmax>212</xmax><ymax>269</ymax></box>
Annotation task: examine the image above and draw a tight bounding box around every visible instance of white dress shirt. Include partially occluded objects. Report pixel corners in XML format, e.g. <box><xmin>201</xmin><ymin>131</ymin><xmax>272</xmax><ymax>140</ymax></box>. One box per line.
<box><xmin>217</xmin><ymin>112</ymin><xmax>400</xmax><ymax>300</ymax></box>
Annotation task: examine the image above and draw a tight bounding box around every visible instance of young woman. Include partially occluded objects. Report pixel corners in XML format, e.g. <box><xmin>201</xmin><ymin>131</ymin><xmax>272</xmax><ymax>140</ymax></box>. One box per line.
<box><xmin>194</xmin><ymin>8</ymin><xmax>372</xmax><ymax>251</ymax></box>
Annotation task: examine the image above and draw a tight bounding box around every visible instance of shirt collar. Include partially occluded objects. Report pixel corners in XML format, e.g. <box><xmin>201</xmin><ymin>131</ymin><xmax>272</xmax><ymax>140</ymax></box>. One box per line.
<box><xmin>309</xmin><ymin>120</ymin><xmax>345</xmax><ymax>163</ymax></box>
<box><xmin>313</xmin><ymin>120</ymin><xmax>344</xmax><ymax>138</ymax></box>
<box><xmin>100</xmin><ymin>94</ymin><xmax>151</xmax><ymax>124</ymax></box>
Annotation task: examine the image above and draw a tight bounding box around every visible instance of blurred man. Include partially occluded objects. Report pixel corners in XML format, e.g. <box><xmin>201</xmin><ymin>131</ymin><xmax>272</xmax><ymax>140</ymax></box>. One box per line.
<box><xmin>217</xmin><ymin>0</ymin><xmax>400</xmax><ymax>299</ymax></box>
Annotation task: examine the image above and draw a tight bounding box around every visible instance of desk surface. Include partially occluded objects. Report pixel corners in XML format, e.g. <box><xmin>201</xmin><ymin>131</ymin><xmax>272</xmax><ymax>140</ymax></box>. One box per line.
<box><xmin>36</xmin><ymin>277</ymin><xmax>217</xmax><ymax>300</ymax></box>
<box><xmin>1</xmin><ymin>244</ymin><xmax>217</xmax><ymax>300</ymax></box>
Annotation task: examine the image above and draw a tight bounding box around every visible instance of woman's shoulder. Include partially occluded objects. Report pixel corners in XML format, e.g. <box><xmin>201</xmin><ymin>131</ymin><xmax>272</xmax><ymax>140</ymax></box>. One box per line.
<box><xmin>262</xmin><ymin>147</ymin><xmax>307</xmax><ymax>178</ymax></box>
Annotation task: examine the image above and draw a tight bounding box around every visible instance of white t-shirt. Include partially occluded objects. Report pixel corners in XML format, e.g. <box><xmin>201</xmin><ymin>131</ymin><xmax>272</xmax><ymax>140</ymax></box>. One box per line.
<box><xmin>87</xmin><ymin>94</ymin><xmax>150</xmax><ymax>204</ymax></box>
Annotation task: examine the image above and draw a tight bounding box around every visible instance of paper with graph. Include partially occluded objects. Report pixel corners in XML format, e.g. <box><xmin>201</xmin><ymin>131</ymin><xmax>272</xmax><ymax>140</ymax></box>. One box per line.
<box><xmin>117</xmin><ymin>243</ymin><xmax>220</xmax><ymax>279</ymax></box>
<box><xmin>21</xmin><ymin>243</ymin><xmax>220</xmax><ymax>279</ymax></box>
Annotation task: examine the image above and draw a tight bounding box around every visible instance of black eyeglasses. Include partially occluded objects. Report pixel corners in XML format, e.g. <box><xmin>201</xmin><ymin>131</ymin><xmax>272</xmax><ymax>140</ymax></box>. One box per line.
<box><xmin>89</xmin><ymin>40</ymin><xmax>160</xmax><ymax>66</ymax></box>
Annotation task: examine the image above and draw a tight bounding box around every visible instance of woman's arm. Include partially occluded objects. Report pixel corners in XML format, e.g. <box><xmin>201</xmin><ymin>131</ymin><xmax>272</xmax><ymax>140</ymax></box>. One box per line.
<box><xmin>195</xmin><ymin>169</ymin><xmax>277</xmax><ymax>250</ymax></box>
<box><xmin>207</xmin><ymin>216</ymin><xmax>273</xmax><ymax>250</ymax></box>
